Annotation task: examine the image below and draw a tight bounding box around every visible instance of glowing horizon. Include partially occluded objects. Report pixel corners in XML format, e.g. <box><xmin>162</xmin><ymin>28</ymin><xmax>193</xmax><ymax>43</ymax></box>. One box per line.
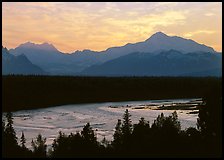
<box><xmin>2</xmin><ymin>2</ymin><xmax>222</xmax><ymax>53</ymax></box>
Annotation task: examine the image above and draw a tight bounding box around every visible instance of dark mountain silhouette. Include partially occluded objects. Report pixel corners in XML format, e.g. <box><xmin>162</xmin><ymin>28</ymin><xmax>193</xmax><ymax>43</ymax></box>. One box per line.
<box><xmin>69</xmin><ymin>31</ymin><xmax>216</xmax><ymax>63</ymax></box>
<box><xmin>2</xmin><ymin>46</ymin><xmax>46</xmax><ymax>75</ymax></box>
<box><xmin>97</xmin><ymin>31</ymin><xmax>215</xmax><ymax>61</ymax></box>
<box><xmin>9</xmin><ymin>42</ymin><xmax>104</xmax><ymax>74</ymax></box>
<box><xmin>9</xmin><ymin>42</ymin><xmax>77</xmax><ymax>74</ymax></box>
<box><xmin>144</xmin><ymin>32</ymin><xmax>215</xmax><ymax>53</ymax></box>
<box><xmin>15</xmin><ymin>42</ymin><xmax>59</xmax><ymax>52</ymax></box>
<box><xmin>81</xmin><ymin>50</ymin><xmax>222</xmax><ymax>77</ymax></box>
<box><xmin>6</xmin><ymin>32</ymin><xmax>221</xmax><ymax>76</ymax></box>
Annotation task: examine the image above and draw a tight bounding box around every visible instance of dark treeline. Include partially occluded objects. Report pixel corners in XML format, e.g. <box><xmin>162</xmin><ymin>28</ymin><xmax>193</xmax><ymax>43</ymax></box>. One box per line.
<box><xmin>2</xmin><ymin>92</ymin><xmax>222</xmax><ymax>158</ymax></box>
<box><xmin>2</xmin><ymin>75</ymin><xmax>221</xmax><ymax>112</ymax></box>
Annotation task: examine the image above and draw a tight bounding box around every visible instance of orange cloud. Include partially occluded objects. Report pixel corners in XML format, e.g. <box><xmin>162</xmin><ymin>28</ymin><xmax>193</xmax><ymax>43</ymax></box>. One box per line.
<box><xmin>2</xmin><ymin>2</ymin><xmax>222</xmax><ymax>52</ymax></box>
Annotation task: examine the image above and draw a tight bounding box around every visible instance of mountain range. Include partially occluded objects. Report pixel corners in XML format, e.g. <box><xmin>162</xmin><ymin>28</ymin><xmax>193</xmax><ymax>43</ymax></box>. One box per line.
<box><xmin>81</xmin><ymin>50</ymin><xmax>221</xmax><ymax>76</ymax></box>
<box><xmin>2</xmin><ymin>46</ymin><xmax>46</xmax><ymax>75</ymax></box>
<box><xmin>2</xmin><ymin>32</ymin><xmax>222</xmax><ymax>77</ymax></box>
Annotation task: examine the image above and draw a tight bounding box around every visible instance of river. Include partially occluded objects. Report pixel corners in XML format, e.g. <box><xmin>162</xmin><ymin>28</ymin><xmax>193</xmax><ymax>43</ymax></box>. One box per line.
<box><xmin>4</xmin><ymin>98</ymin><xmax>202</xmax><ymax>149</ymax></box>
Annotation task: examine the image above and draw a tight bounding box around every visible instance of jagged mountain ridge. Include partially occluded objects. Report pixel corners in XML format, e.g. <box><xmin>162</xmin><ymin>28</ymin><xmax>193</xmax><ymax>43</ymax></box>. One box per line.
<box><xmin>2</xmin><ymin>47</ymin><xmax>46</xmax><ymax>75</ymax></box>
<box><xmin>5</xmin><ymin>32</ymin><xmax>221</xmax><ymax>76</ymax></box>
<box><xmin>100</xmin><ymin>32</ymin><xmax>215</xmax><ymax>61</ymax></box>
<box><xmin>81</xmin><ymin>50</ymin><xmax>222</xmax><ymax>77</ymax></box>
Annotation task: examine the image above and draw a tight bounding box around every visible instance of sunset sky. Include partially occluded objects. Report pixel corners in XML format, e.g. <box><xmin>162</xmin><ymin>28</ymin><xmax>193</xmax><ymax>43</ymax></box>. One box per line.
<box><xmin>2</xmin><ymin>2</ymin><xmax>222</xmax><ymax>53</ymax></box>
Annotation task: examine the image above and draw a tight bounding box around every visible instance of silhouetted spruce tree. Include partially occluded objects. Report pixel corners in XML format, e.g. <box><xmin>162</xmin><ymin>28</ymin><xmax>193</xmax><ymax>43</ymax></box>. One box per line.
<box><xmin>5</xmin><ymin>112</ymin><xmax>18</xmax><ymax>147</ymax></box>
<box><xmin>133</xmin><ymin>117</ymin><xmax>150</xmax><ymax>133</ymax></box>
<box><xmin>20</xmin><ymin>131</ymin><xmax>26</xmax><ymax>149</ymax></box>
<box><xmin>121</xmin><ymin>109</ymin><xmax>132</xmax><ymax>151</ymax></box>
<box><xmin>31</xmin><ymin>134</ymin><xmax>47</xmax><ymax>158</ymax></box>
<box><xmin>132</xmin><ymin>117</ymin><xmax>150</xmax><ymax>139</ymax></box>
<box><xmin>3</xmin><ymin>112</ymin><xmax>19</xmax><ymax>157</ymax></box>
<box><xmin>168</xmin><ymin>111</ymin><xmax>181</xmax><ymax>133</ymax></box>
<box><xmin>121</xmin><ymin>109</ymin><xmax>132</xmax><ymax>136</ymax></box>
<box><xmin>112</xmin><ymin>119</ymin><xmax>122</xmax><ymax>149</ymax></box>
<box><xmin>81</xmin><ymin>122</ymin><xmax>97</xmax><ymax>143</ymax></box>
<box><xmin>197</xmin><ymin>95</ymin><xmax>221</xmax><ymax>138</ymax></box>
<box><xmin>80</xmin><ymin>122</ymin><xmax>99</xmax><ymax>156</ymax></box>
<box><xmin>131</xmin><ymin>117</ymin><xmax>151</xmax><ymax>155</ymax></box>
<box><xmin>17</xmin><ymin>131</ymin><xmax>33</xmax><ymax>158</ymax></box>
<box><xmin>99</xmin><ymin>136</ymin><xmax>111</xmax><ymax>157</ymax></box>
<box><xmin>151</xmin><ymin>111</ymin><xmax>180</xmax><ymax>135</ymax></box>
<box><xmin>2</xmin><ymin>112</ymin><xmax>25</xmax><ymax>158</ymax></box>
<box><xmin>196</xmin><ymin>93</ymin><xmax>222</xmax><ymax>157</ymax></box>
<box><xmin>151</xmin><ymin>112</ymin><xmax>165</xmax><ymax>132</ymax></box>
<box><xmin>68</xmin><ymin>132</ymin><xmax>86</xmax><ymax>157</ymax></box>
<box><xmin>50</xmin><ymin>131</ymin><xmax>69</xmax><ymax>158</ymax></box>
<box><xmin>150</xmin><ymin>111</ymin><xmax>182</xmax><ymax>156</ymax></box>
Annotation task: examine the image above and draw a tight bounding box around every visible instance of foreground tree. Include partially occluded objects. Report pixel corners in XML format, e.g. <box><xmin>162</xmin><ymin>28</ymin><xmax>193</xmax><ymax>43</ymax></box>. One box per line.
<box><xmin>20</xmin><ymin>132</ymin><xmax>26</xmax><ymax>149</ymax></box>
<box><xmin>50</xmin><ymin>131</ymin><xmax>69</xmax><ymax>157</ymax></box>
<box><xmin>121</xmin><ymin>109</ymin><xmax>132</xmax><ymax>141</ymax></box>
<box><xmin>2</xmin><ymin>112</ymin><xmax>33</xmax><ymax>158</ymax></box>
<box><xmin>132</xmin><ymin>117</ymin><xmax>150</xmax><ymax>140</ymax></box>
<box><xmin>133</xmin><ymin>117</ymin><xmax>150</xmax><ymax>134</ymax></box>
<box><xmin>81</xmin><ymin>122</ymin><xmax>97</xmax><ymax>143</ymax></box>
<box><xmin>2</xmin><ymin>112</ymin><xmax>19</xmax><ymax>158</ymax></box>
<box><xmin>151</xmin><ymin>111</ymin><xmax>181</xmax><ymax>135</ymax></box>
<box><xmin>112</xmin><ymin>119</ymin><xmax>122</xmax><ymax>149</ymax></box>
<box><xmin>31</xmin><ymin>134</ymin><xmax>47</xmax><ymax>158</ymax></box>
<box><xmin>131</xmin><ymin>117</ymin><xmax>151</xmax><ymax>155</ymax></box>
<box><xmin>197</xmin><ymin>92</ymin><xmax>222</xmax><ymax>157</ymax></box>
<box><xmin>5</xmin><ymin>112</ymin><xmax>18</xmax><ymax>147</ymax></box>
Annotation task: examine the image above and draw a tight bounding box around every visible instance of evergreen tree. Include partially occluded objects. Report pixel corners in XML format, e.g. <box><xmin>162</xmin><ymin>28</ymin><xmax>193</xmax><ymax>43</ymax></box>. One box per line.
<box><xmin>151</xmin><ymin>111</ymin><xmax>180</xmax><ymax>134</ymax></box>
<box><xmin>5</xmin><ymin>112</ymin><xmax>18</xmax><ymax>147</ymax></box>
<box><xmin>52</xmin><ymin>131</ymin><xmax>65</xmax><ymax>151</ymax></box>
<box><xmin>138</xmin><ymin>117</ymin><xmax>149</xmax><ymax>128</ymax></box>
<box><xmin>131</xmin><ymin>117</ymin><xmax>151</xmax><ymax>155</ymax></box>
<box><xmin>2</xmin><ymin>112</ymin><xmax>31</xmax><ymax>158</ymax></box>
<box><xmin>81</xmin><ymin>122</ymin><xmax>97</xmax><ymax>143</ymax></box>
<box><xmin>121</xmin><ymin>109</ymin><xmax>132</xmax><ymax>150</ymax></box>
<box><xmin>112</xmin><ymin>119</ymin><xmax>122</xmax><ymax>148</ymax></box>
<box><xmin>51</xmin><ymin>131</ymin><xmax>68</xmax><ymax>158</ymax></box>
<box><xmin>133</xmin><ymin>117</ymin><xmax>150</xmax><ymax>136</ymax></box>
<box><xmin>68</xmin><ymin>132</ymin><xmax>86</xmax><ymax>156</ymax></box>
<box><xmin>169</xmin><ymin>111</ymin><xmax>181</xmax><ymax>133</ymax></box>
<box><xmin>6</xmin><ymin>112</ymin><xmax>13</xmax><ymax>127</ymax></box>
<box><xmin>197</xmin><ymin>95</ymin><xmax>221</xmax><ymax>137</ymax></box>
<box><xmin>20</xmin><ymin>132</ymin><xmax>26</xmax><ymax>148</ymax></box>
<box><xmin>121</xmin><ymin>109</ymin><xmax>132</xmax><ymax>137</ymax></box>
<box><xmin>31</xmin><ymin>134</ymin><xmax>47</xmax><ymax>158</ymax></box>
<box><xmin>196</xmin><ymin>94</ymin><xmax>222</xmax><ymax>156</ymax></box>
<box><xmin>151</xmin><ymin>113</ymin><xmax>165</xmax><ymax>130</ymax></box>
<box><xmin>80</xmin><ymin>123</ymin><xmax>100</xmax><ymax>156</ymax></box>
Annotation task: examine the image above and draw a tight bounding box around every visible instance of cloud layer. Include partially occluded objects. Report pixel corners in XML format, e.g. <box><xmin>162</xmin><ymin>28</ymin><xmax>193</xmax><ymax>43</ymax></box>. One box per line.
<box><xmin>2</xmin><ymin>2</ymin><xmax>222</xmax><ymax>52</ymax></box>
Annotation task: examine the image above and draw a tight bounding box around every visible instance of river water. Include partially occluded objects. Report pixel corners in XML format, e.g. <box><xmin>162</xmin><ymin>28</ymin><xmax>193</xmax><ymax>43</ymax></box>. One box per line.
<box><xmin>4</xmin><ymin>98</ymin><xmax>201</xmax><ymax>149</ymax></box>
